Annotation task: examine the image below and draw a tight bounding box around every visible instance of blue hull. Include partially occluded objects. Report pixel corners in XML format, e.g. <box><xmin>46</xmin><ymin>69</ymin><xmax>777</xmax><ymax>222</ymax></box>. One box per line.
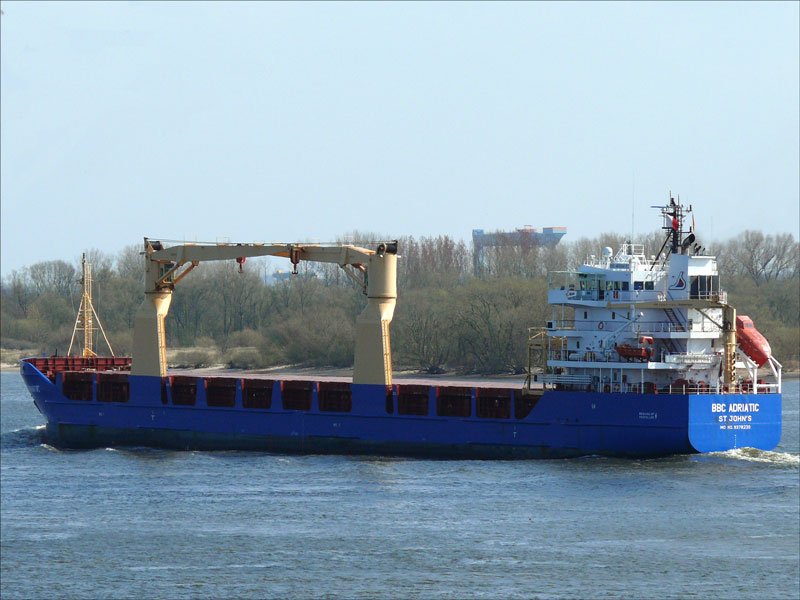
<box><xmin>20</xmin><ymin>362</ymin><xmax>781</xmax><ymax>458</ymax></box>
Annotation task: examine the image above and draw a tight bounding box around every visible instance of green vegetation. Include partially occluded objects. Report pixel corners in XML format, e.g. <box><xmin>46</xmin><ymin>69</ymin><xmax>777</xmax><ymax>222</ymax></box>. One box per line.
<box><xmin>2</xmin><ymin>231</ymin><xmax>798</xmax><ymax>372</ymax></box>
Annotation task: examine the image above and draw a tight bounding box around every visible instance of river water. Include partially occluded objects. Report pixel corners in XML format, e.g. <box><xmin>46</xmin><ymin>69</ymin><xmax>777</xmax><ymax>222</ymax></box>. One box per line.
<box><xmin>1</xmin><ymin>372</ymin><xmax>798</xmax><ymax>599</ymax></box>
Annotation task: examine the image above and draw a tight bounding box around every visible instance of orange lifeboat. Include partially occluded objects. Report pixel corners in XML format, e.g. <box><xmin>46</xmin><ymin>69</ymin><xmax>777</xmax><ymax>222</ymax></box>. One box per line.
<box><xmin>736</xmin><ymin>315</ymin><xmax>771</xmax><ymax>367</ymax></box>
<box><xmin>614</xmin><ymin>336</ymin><xmax>654</xmax><ymax>363</ymax></box>
<box><xmin>615</xmin><ymin>344</ymin><xmax>650</xmax><ymax>362</ymax></box>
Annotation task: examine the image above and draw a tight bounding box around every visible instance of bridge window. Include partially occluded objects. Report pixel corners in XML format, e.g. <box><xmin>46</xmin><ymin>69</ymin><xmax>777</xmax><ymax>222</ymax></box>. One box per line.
<box><xmin>690</xmin><ymin>275</ymin><xmax>719</xmax><ymax>299</ymax></box>
<box><xmin>645</xmin><ymin>281</ymin><xmax>654</xmax><ymax>291</ymax></box>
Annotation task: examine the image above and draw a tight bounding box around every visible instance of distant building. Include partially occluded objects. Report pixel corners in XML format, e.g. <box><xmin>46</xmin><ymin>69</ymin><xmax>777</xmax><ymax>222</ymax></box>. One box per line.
<box><xmin>472</xmin><ymin>226</ymin><xmax>567</xmax><ymax>275</ymax></box>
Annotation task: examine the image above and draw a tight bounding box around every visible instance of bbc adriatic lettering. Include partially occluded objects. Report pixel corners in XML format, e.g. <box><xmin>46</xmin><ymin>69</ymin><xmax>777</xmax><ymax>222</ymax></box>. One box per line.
<box><xmin>728</xmin><ymin>403</ymin><xmax>760</xmax><ymax>413</ymax></box>
<box><xmin>711</xmin><ymin>402</ymin><xmax>760</xmax><ymax>414</ymax></box>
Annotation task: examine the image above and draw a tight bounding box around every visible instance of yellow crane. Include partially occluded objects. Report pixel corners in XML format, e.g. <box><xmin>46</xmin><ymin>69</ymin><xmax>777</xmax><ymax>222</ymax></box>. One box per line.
<box><xmin>130</xmin><ymin>239</ymin><xmax>398</xmax><ymax>386</ymax></box>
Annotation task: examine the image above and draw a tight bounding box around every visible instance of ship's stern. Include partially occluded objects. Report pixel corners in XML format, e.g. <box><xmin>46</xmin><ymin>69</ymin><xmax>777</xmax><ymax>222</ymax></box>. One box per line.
<box><xmin>688</xmin><ymin>393</ymin><xmax>782</xmax><ymax>452</ymax></box>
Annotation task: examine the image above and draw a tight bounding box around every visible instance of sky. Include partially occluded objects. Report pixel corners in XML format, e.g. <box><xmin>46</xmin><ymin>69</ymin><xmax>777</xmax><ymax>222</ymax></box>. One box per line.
<box><xmin>1</xmin><ymin>1</ymin><xmax>798</xmax><ymax>275</ymax></box>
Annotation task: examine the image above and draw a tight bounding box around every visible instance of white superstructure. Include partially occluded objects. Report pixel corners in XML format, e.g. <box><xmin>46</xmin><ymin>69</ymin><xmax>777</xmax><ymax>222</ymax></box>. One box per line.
<box><xmin>537</xmin><ymin>198</ymin><xmax>781</xmax><ymax>395</ymax></box>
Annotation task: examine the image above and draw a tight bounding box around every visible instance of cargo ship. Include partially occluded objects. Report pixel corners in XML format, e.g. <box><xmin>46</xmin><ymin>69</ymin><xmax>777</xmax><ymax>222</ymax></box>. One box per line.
<box><xmin>20</xmin><ymin>198</ymin><xmax>782</xmax><ymax>457</ymax></box>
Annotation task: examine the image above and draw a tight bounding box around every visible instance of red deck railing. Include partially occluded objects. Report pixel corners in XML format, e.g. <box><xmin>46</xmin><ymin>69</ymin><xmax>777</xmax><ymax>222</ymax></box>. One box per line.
<box><xmin>22</xmin><ymin>356</ymin><xmax>132</xmax><ymax>379</ymax></box>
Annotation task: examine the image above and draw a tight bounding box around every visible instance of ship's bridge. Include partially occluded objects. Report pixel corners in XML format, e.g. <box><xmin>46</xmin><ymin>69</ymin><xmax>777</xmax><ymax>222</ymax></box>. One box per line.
<box><xmin>548</xmin><ymin>244</ymin><xmax>722</xmax><ymax>305</ymax></box>
<box><xmin>582</xmin><ymin>243</ymin><xmax>658</xmax><ymax>271</ymax></box>
<box><xmin>548</xmin><ymin>264</ymin><xmax>663</xmax><ymax>304</ymax></box>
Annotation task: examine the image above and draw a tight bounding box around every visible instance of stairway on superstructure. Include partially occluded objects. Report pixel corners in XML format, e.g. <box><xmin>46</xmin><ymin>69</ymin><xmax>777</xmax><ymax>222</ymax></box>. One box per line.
<box><xmin>661</xmin><ymin>308</ymin><xmax>684</xmax><ymax>354</ymax></box>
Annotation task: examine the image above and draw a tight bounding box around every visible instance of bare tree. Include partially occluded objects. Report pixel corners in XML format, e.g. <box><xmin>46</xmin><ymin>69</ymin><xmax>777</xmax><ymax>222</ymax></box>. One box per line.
<box><xmin>28</xmin><ymin>260</ymin><xmax>77</xmax><ymax>300</ymax></box>
<box><xmin>116</xmin><ymin>244</ymin><xmax>143</xmax><ymax>281</ymax></box>
<box><xmin>2</xmin><ymin>270</ymin><xmax>34</xmax><ymax>318</ymax></box>
<box><xmin>395</xmin><ymin>294</ymin><xmax>453</xmax><ymax>373</ymax></box>
<box><xmin>768</xmin><ymin>233</ymin><xmax>799</xmax><ymax>281</ymax></box>
<box><xmin>733</xmin><ymin>231</ymin><xmax>799</xmax><ymax>284</ymax></box>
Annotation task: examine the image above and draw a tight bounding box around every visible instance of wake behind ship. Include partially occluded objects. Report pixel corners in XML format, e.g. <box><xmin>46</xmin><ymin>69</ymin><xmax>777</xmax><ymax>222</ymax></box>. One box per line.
<box><xmin>21</xmin><ymin>198</ymin><xmax>782</xmax><ymax>458</ymax></box>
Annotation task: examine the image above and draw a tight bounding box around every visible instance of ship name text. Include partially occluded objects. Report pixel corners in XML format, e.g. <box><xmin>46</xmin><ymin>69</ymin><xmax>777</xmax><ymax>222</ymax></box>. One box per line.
<box><xmin>711</xmin><ymin>403</ymin><xmax>760</xmax><ymax>414</ymax></box>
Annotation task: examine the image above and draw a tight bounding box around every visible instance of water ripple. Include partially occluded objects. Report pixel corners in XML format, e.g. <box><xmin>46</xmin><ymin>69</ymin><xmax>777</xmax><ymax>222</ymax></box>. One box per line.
<box><xmin>0</xmin><ymin>425</ymin><xmax>45</xmax><ymax>449</ymax></box>
<box><xmin>709</xmin><ymin>447</ymin><xmax>800</xmax><ymax>466</ymax></box>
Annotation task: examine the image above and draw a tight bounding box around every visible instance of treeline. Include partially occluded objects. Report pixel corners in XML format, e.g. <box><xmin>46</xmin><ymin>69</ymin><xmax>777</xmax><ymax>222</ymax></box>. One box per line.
<box><xmin>1</xmin><ymin>230</ymin><xmax>798</xmax><ymax>372</ymax></box>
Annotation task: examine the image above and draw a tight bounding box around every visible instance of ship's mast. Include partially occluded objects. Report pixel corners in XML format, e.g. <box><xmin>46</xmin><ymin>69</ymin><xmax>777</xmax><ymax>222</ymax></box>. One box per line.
<box><xmin>82</xmin><ymin>257</ymin><xmax>94</xmax><ymax>356</ymax></box>
<box><xmin>68</xmin><ymin>254</ymin><xmax>115</xmax><ymax>358</ymax></box>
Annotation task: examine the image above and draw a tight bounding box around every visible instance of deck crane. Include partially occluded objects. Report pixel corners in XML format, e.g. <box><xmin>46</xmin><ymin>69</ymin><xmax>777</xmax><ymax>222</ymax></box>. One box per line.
<box><xmin>131</xmin><ymin>238</ymin><xmax>398</xmax><ymax>386</ymax></box>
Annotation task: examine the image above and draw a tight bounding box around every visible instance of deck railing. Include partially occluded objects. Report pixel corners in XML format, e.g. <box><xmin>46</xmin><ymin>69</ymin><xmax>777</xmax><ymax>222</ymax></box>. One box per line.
<box><xmin>547</xmin><ymin>289</ymin><xmax>728</xmax><ymax>305</ymax></box>
<box><xmin>537</xmin><ymin>380</ymin><xmax>778</xmax><ymax>395</ymax></box>
<box><xmin>22</xmin><ymin>356</ymin><xmax>132</xmax><ymax>375</ymax></box>
<box><xmin>546</xmin><ymin>320</ymin><xmax>721</xmax><ymax>333</ymax></box>
<box><xmin>547</xmin><ymin>350</ymin><xmax>721</xmax><ymax>364</ymax></box>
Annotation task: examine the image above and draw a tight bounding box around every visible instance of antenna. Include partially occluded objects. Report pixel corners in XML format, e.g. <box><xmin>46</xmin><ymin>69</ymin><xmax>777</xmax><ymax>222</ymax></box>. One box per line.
<box><xmin>631</xmin><ymin>170</ymin><xmax>635</xmax><ymax>242</ymax></box>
